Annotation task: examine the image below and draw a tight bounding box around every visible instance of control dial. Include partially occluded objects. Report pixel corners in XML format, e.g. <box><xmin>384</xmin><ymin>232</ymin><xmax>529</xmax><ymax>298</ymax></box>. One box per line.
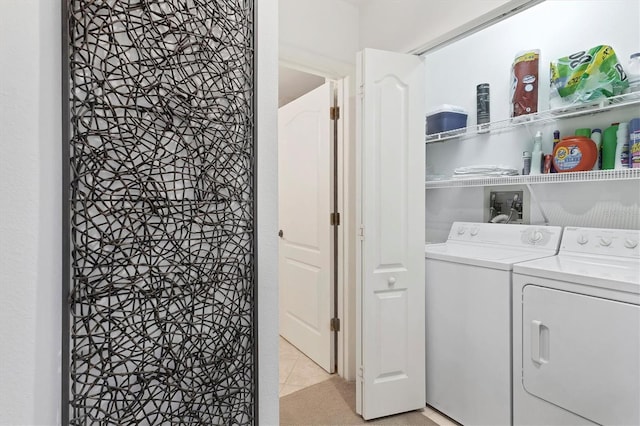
<box><xmin>457</xmin><ymin>226</ymin><xmax>466</xmax><ymax>235</ymax></box>
<box><xmin>528</xmin><ymin>230</ymin><xmax>543</xmax><ymax>243</ymax></box>
<box><xmin>624</xmin><ymin>239</ymin><xmax>638</xmax><ymax>249</ymax></box>
<box><xmin>599</xmin><ymin>237</ymin><xmax>612</xmax><ymax>247</ymax></box>
<box><xmin>577</xmin><ymin>234</ymin><xmax>589</xmax><ymax>245</ymax></box>
<box><xmin>470</xmin><ymin>227</ymin><xmax>479</xmax><ymax>236</ymax></box>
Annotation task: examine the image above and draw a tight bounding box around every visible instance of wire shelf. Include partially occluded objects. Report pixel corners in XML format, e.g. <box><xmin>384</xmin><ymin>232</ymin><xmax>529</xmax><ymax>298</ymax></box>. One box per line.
<box><xmin>425</xmin><ymin>169</ymin><xmax>640</xmax><ymax>189</ymax></box>
<box><xmin>425</xmin><ymin>92</ymin><xmax>640</xmax><ymax>144</ymax></box>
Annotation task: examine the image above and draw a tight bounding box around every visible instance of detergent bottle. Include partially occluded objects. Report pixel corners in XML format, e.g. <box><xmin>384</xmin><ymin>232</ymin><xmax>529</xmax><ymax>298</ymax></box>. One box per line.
<box><xmin>601</xmin><ymin>124</ymin><xmax>619</xmax><ymax>170</ymax></box>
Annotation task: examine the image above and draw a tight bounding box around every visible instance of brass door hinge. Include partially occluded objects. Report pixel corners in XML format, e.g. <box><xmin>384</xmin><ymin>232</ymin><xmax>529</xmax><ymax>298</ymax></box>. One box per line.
<box><xmin>330</xmin><ymin>106</ymin><xmax>340</xmax><ymax>120</ymax></box>
<box><xmin>330</xmin><ymin>318</ymin><xmax>341</xmax><ymax>332</ymax></box>
<box><xmin>330</xmin><ymin>212</ymin><xmax>341</xmax><ymax>226</ymax></box>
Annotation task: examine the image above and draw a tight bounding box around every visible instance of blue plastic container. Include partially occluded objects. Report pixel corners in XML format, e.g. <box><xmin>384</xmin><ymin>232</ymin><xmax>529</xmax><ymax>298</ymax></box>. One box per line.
<box><xmin>426</xmin><ymin>104</ymin><xmax>468</xmax><ymax>135</ymax></box>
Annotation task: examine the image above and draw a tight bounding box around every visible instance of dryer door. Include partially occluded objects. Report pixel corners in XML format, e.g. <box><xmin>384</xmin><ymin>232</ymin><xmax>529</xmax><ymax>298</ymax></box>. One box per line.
<box><xmin>522</xmin><ymin>285</ymin><xmax>640</xmax><ymax>425</ymax></box>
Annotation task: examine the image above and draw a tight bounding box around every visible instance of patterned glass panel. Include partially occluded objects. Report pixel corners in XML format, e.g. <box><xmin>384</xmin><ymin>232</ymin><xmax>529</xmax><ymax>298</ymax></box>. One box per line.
<box><xmin>64</xmin><ymin>1</ymin><xmax>255</xmax><ymax>424</ymax></box>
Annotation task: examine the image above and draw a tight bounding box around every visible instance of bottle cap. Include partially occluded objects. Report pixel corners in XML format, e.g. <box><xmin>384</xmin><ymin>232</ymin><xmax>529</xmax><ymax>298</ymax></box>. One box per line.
<box><xmin>592</xmin><ymin>128</ymin><xmax>602</xmax><ymax>133</ymax></box>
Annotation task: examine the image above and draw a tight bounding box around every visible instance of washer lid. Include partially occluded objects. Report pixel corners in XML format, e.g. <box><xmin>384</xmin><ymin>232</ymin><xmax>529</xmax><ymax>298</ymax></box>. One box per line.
<box><xmin>513</xmin><ymin>254</ymin><xmax>640</xmax><ymax>294</ymax></box>
<box><xmin>425</xmin><ymin>242</ymin><xmax>558</xmax><ymax>270</ymax></box>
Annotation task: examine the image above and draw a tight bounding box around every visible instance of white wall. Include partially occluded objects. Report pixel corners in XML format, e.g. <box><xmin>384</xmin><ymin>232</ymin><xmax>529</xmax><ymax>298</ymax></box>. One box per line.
<box><xmin>0</xmin><ymin>1</ymin><xmax>61</xmax><ymax>424</ymax></box>
<box><xmin>424</xmin><ymin>0</ymin><xmax>640</xmax><ymax>241</ymax></box>
<box><xmin>0</xmin><ymin>1</ymin><xmax>279</xmax><ymax>425</ymax></box>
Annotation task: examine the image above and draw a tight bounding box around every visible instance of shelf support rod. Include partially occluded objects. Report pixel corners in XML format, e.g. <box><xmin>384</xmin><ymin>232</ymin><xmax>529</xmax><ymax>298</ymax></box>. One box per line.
<box><xmin>526</xmin><ymin>183</ymin><xmax>550</xmax><ymax>226</ymax></box>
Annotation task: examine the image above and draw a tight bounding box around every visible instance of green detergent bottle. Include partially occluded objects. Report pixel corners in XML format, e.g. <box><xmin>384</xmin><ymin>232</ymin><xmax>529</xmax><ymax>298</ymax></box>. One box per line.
<box><xmin>601</xmin><ymin>124</ymin><xmax>619</xmax><ymax>170</ymax></box>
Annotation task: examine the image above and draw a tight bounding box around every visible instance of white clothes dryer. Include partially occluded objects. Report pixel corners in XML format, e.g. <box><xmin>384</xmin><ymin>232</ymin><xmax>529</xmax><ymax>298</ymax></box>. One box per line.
<box><xmin>513</xmin><ymin>226</ymin><xmax>640</xmax><ymax>426</ymax></box>
<box><xmin>425</xmin><ymin>222</ymin><xmax>563</xmax><ymax>426</ymax></box>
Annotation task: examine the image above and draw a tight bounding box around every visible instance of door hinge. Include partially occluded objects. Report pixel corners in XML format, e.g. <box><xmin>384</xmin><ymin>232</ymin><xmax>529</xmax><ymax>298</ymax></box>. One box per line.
<box><xmin>358</xmin><ymin>366</ymin><xmax>364</xmax><ymax>379</ymax></box>
<box><xmin>330</xmin><ymin>212</ymin><xmax>341</xmax><ymax>226</ymax></box>
<box><xmin>330</xmin><ymin>317</ymin><xmax>341</xmax><ymax>332</ymax></box>
<box><xmin>330</xmin><ymin>106</ymin><xmax>340</xmax><ymax>120</ymax></box>
<box><xmin>358</xmin><ymin>225</ymin><xmax>365</xmax><ymax>239</ymax></box>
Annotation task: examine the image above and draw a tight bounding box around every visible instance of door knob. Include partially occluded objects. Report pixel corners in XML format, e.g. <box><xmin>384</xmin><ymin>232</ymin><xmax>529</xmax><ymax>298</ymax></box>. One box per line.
<box><xmin>388</xmin><ymin>277</ymin><xmax>396</xmax><ymax>286</ymax></box>
<box><xmin>278</xmin><ymin>230</ymin><xmax>284</xmax><ymax>238</ymax></box>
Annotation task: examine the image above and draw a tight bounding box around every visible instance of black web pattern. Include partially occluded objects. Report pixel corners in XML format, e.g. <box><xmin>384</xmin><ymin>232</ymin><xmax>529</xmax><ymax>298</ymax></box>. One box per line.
<box><xmin>66</xmin><ymin>1</ymin><xmax>255</xmax><ymax>424</ymax></box>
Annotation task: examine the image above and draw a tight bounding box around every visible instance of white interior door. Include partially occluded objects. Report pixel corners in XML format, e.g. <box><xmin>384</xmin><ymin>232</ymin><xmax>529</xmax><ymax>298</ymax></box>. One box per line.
<box><xmin>356</xmin><ymin>48</ymin><xmax>426</xmax><ymax>420</ymax></box>
<box><xmin>278</xmin><ymin>82</ymin><xmax>335</xmax><ymax>373</ymax></box>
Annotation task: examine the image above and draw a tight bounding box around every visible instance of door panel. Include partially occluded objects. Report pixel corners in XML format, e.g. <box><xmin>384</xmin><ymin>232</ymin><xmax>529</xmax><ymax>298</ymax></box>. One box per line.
<box><xmin>523</xmin><ymin>285</ymin><xmax>640</xmax><ymax>425</ymax></box>
<box><xmin>375</xmin><ymin>77</ymin><xmax>408</xmax><ymax>269</ymax></box>
<box><xmin>278</xmin><ymin>82</ymin><xmax>334</xmax><ymax>373</ymax></box>
<box><xmin>356</xmin><ymin>48</ymin><xmax>425</xmax><ymax>420</ymax></box>
<box><xmin>374</xmin><ymin>289</ymin><xmax>408</xmax><ymax>381</ymax></box>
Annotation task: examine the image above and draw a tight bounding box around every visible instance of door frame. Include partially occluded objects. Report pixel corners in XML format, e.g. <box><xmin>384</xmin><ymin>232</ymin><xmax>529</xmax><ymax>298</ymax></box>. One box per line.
<box><xmin>278</xmin><ymin>61</ymin><xmax>356</xmax><ymax>381</ymax></box>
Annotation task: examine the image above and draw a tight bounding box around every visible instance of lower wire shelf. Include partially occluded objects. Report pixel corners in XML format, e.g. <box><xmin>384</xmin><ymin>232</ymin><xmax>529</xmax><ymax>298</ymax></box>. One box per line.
<box><xmin>425</xmin><ymin>168</ymin><xmax>640</xmax><ymax>189</ymax></box>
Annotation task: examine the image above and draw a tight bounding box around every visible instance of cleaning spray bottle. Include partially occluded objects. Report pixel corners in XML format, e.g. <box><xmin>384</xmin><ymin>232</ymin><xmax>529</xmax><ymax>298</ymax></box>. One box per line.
<box><xmin>615</xmin><ymin>122</ymin><xmax>630</xmax><ymax>169</ymax></box>
<box><xmin>530</xmin><ymin>131</ymin><xmax>543</xmax><ymax>175</ymax></box>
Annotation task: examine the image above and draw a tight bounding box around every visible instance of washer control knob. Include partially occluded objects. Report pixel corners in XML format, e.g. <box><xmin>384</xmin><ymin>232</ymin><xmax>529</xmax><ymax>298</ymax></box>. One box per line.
<box><xmin>457</xmin><ymin>226</ymin><xmax>466</xmax><ymax>235</ymax></box>
<box><xmin>470</xmin><ymin>227</ymin><xmax>479</xmax><ymax>236</ymax></box>
<box><xmin>624</xmin><ymin>239</ymin><xmax>638</xmax><ymax>249</ymax></box>
<box><xmin>529</xmin><ymin>230</ymin><xmax>543</xmax><ymax>243</ymax></box>
<box><xmin>599</xmin><ymin>237</ymin><xmax>612</xmax><ymax>247</ymax></box>
<box><xmin>577</xmin><ymin>234</ymin><xmax>589</xmax><ymax>245</ymax></box>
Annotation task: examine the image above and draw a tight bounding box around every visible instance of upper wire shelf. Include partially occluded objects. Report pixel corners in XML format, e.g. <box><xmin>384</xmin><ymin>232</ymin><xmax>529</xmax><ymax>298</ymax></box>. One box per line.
<box><xmin>425</xmin><ymin>92</ymin><xmax>640</xmax><ymax>144</ymax></box>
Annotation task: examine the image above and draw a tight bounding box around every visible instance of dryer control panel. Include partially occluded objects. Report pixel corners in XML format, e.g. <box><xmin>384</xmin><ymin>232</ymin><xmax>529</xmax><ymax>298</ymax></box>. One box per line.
<box><xmin>561</xmin><ymin>227</ymin><xmax>640</xmax><ymax>258</ymax></box>
<box><xmin>447</xmin><ymin>222</ymin><xmax>563</xmax><ymax>250</ymax></box>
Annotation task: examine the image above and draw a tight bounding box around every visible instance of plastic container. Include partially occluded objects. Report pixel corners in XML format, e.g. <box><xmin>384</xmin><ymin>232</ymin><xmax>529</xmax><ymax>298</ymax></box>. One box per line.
<box><xmin>575</xmin><ymin>128</ymin><xmax>591</xmax><ymax>138</ymax></box>
<box><xmin>543</xmin><ymin>154</ymin><xmax>553</xmax><ymax>173</ymax></box>
<box><xmin>615</xmin><ymin>122</ymin><xmax>630</xmax><ymax>169</ymax></box>
<box><xmin>551</xmin><ymin>130</ymin><xmax>561</xmax><ymax>173</ymax></box>
<box><xmin>530</xmin><ymin>131</ymin><xmax>543</xmax><ymax>175</ymax></box>
<box><xmin>601</xmin><ymin>124</ymin><xmax>619</xmax><ymax>170</ymax></box>
<box><xmin>590</xmin><ymin>129</ymin><xmax>602</xmax><ymax>170</ymax></box>
<box><xmin>426</xmin><ymin>104</ymin><xmax>468</xmax><ymax>135</ymax></box>
<box><xmin>628</xmin><ymin>53</ymin><xmax>640</xmax><ymax>93</ymax></box>
<box><xmin>552</xmin><ymin>136</ymin><xmax>597</xmax><ymax>172</ymax></box>
<box><xmin>630</xmin><ymin>118</ymin><xmax>640</xmax><ymax>168</ymax></box>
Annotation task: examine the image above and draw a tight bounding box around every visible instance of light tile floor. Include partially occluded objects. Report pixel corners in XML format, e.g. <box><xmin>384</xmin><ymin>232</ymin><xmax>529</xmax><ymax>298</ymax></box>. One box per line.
<box><xmin>279</xmin><ymin>336</ymin><xmax>333</xmax><ymax>397</ymax></box>
<box><xmin>278</xmin><ymin>336</ymin><xmax>460</xmax><ymax>426</ymax></box>
<box><xmin>421</xmin><ymin>406</ymin><xmax>460</xmax><ymax>426</ymax></box>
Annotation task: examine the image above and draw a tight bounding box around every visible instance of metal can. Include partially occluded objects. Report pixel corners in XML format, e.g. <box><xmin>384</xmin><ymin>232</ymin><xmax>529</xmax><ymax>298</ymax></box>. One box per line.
<box><xmin>522</xmin><ymin>151</ymin><xmax>532</xmax><ymax>175</ymax></box>
<box><xmin>476</xmin><ymin>83</ymin><xmax>490</xmax><ymax>125</ymax></box>
<box><xmin>543</xmin><ymin>154</ymin><xmax>553</xmax><ymax>173</ymax></box>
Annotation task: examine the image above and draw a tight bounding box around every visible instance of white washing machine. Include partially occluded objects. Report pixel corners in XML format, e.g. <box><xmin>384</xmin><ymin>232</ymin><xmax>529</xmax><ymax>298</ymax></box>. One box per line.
<box><xmin>512</xmin><ymin>226</ymin><xmax>640</xmax><ymax>426</ymax></box>
<box><xmin>425</xmin><ymin>222</ymin><xmax>563</xmax><ymax>426</ymax></box>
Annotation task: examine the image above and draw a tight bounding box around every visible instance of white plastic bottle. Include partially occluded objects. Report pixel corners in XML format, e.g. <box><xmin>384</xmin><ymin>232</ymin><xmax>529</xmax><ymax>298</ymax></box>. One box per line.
<box><xmin>627</xmin><ymin>53</ymin><xmax>640</xmax><ymax>93</ymax></box>
<box><xmin>615</xmin><ymin>122</ymin><xmax>630</xmax><ymax>169</ymax></box>
<box><xmin>590</xmin><ymin>129</ymin><xmax>602</xmax><ymax>170</ymax></box>
<box><xmin>530</xmin><ymin>131</ymin><xmax>543</xmax><ymax>175</ymax></box>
